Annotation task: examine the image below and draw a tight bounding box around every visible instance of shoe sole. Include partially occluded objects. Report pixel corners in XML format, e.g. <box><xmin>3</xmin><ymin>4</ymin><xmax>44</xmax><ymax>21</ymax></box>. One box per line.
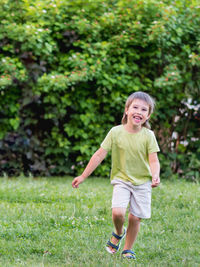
<box><xmin>105</xmin><ymin>246</ymin><xmax>116</xmax><ymax>254</ymax></box>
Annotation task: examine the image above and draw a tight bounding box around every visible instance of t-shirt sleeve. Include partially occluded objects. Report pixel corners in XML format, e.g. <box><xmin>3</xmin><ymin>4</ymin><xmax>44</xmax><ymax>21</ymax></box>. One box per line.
<box><xmin>100</xmin><ymin>128</ymin><xmax>112</xmax><ymax>152</ymax></box>
<box><xmin>148</xmin><ymin>131</ymin><xmax>160</xmax><ymax>154</ymax></box>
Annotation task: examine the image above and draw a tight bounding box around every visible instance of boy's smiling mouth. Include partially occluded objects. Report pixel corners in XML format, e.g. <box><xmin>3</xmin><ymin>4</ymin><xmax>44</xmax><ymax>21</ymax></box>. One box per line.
<box><xmin>133</xmin><ymin>115</ymin><xmax>142</xmax><ymax>123</ymax></box>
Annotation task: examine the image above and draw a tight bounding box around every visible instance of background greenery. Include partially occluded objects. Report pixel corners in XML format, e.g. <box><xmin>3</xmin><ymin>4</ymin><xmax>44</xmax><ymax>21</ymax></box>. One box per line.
<box><xmin>0</xmin><ymin>177</ymin><xmax>199</xmax><ymax>266</ymax></box>
<box><xmin>0</xmin><ymin>0</ymin><xmax>199</xmax><ymax>179</ymax></box>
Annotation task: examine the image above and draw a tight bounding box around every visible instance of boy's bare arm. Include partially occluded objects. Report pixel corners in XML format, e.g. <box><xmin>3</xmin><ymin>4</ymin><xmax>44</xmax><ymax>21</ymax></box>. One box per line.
<box><xmin>149</xmin><ymin>152</ymin><xmax>160</xmax><ymax>188</ymax></box>
<box><xmin>72</xmin><ymin>147</ymin><xmax>108</xmax><ymax>188</ymax></box>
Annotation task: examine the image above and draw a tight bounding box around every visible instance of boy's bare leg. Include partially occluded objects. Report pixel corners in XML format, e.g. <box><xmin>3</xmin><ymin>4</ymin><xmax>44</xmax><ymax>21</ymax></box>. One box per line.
<box><xmin>108</xmin><ymin>207</ymin><xmax>126</xmax><ymax>253</ymax></box>
<box><xmin>123</xmin><ymin>213</ymin><xmax>141</xmax><ymax>255</ymax></box>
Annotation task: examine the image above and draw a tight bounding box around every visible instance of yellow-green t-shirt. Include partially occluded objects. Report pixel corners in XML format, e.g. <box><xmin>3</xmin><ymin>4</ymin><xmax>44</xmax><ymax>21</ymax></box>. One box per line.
<box><xmin>101</xmin><ymin>125</ymin><xmax>160</xmax><ymax>185</ymax></box>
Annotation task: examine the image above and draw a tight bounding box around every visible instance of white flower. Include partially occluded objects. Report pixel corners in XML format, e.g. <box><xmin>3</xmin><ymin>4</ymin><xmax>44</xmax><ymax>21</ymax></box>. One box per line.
<box><xmin>43</xmin><ymin>10</ymin><xmax>47</xmax><ymax>13</ymax></box>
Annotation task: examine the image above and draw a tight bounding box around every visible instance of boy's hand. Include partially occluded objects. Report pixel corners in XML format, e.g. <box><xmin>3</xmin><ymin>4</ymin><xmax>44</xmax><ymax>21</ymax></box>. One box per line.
<box><xmin>72</xmin><ymin>175</ymin><xmax>85</xmax><ymax>188</ymax></box>
<box><xmin>152</xmin><ymin>175</ymin><xmax>160</xmax><ymax>188</ymax></box>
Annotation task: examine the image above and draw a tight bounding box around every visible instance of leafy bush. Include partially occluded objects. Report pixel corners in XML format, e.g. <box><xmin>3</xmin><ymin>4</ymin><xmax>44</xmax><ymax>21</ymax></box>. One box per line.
<box><xmin>0</xmin><ymin>0</ymin><xmax>199</xmax><ymax>180</ymax></box>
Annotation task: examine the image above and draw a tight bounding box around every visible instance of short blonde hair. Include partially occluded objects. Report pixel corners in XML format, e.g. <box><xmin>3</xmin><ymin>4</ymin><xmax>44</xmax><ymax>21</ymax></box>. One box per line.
<box><xmin>121</xmin><ymin>91</ymin><xmax>155</xmax><ymax>129</ymax></box>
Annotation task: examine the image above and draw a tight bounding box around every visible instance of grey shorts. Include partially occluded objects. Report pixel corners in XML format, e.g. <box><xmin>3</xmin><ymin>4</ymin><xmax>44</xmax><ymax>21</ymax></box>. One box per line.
<box><xmin>111</xmin><ymin>179</ymin><xmax>152</xmax><ymax>219</ymax></box>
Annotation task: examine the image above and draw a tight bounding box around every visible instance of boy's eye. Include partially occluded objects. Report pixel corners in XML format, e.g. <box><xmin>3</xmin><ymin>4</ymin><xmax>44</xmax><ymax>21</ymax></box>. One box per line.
<box><xmin>142</xmin><ymin>109</ymin><xmax>147</xmax><ymax>111</ymax></box>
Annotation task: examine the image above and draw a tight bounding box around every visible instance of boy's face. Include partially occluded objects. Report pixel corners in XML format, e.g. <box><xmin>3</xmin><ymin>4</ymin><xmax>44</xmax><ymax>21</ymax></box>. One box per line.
<box><xmin>126</xmin><ymin>98</ymin><xmax>150</xmax><ymax>127</ymax></box>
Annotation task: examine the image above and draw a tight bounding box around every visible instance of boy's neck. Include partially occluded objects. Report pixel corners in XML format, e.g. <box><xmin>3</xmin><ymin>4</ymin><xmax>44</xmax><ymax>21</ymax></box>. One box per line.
<box><xmin>123</xmin><ymin>123</ymin><xmax>142</xmax><ymax>133</ymax></box>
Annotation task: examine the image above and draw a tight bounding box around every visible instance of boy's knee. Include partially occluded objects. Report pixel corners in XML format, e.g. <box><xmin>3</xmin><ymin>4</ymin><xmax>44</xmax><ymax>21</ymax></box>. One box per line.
<box><xmin>112</xmin><ymin>208</ymin><xmax>126</xmax><ymax>220</ymax></box>
<box><xmin>129</xmin><ymin>213</ymin><xmax>141</xmax><ymax>222</ymax></box>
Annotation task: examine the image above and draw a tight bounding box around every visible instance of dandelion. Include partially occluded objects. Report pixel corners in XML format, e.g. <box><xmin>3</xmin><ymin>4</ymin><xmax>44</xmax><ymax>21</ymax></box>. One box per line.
<box><xmin>71</xmin><ymin>165</ymin><xmax>75</xmax><ymax>170</ymax></box>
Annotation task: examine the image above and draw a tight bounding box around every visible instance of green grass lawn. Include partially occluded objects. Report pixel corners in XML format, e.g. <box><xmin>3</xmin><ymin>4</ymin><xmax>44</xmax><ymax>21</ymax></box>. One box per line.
<box><xmin>0</xmin><ymin>177</ymin><xmax>199</xmax><ymax>267</ymax></box>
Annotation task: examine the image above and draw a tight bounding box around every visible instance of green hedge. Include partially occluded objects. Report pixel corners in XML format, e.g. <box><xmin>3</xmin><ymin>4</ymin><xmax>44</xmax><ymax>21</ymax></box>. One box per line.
<box><xmin>0</xmin><ymin>0</ymin><xmax>199</xmax><ymax>181</ymax></box>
